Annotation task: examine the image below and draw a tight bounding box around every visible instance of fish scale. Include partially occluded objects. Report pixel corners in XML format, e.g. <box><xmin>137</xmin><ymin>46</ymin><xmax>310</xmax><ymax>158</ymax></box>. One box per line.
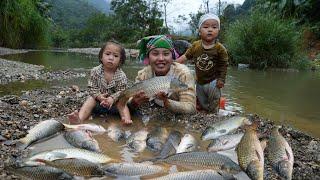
<box><xmin>104</xmin><ymin>162</ymin><xmax>165</xmax><ymax>177</ymax></box>
<box><xmin>236</xmin><ymin>123</ymin><xmax>264</xmax><ymax>180</ymax></box>
<box><xmin>267</xmin><ymin>127</ymin><xmax>294</xmax><ymax>180</ymax></box>
<box><xmin>153</xmin><ymin>170</ymin><xmax>225</xmax><ymax>180</ymax></box>
<box><xmin>118</xmin><ymin>76</ymin><xmax>188</xmax><ymax>103</ymax></box>
<box><xmin>156</xmin><ymin>151</ymin><xmax>241</xmax><ymax>174</ymax></box>
<box><xmin>6</xmin><ymin>165</ymin><xmax>73</xmax><ymax>180</ymax></box>
<box><xmin>64</xmin><ymin>130</ymin><xmax>100</xmax><ymax>152</ymax></box>
<box><xmin>40</xmin><ymin>158</ymin><xmax>105</xmax><ymax>177</ymax></box>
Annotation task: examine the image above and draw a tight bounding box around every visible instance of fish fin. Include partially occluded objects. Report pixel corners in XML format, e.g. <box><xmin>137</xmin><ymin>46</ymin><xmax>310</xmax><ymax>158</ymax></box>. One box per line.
<box><xmin>218</xmin><ymin>129</ymin><xmax>227</xmax><ymax>134</ymax></box>
<box><xmin>255</xmin><ymin>149</ymin><xmax>263</xmax><ymax>162</ymax></box>
<box><xmin>47</xmin><ymin>152</ymin><xmax>68</xmax><ymax>160</ymax></box>
<box><xmin>260</xmin><ymin>138</ymin><xmax>268</xmax><ymax>151</ymax></box>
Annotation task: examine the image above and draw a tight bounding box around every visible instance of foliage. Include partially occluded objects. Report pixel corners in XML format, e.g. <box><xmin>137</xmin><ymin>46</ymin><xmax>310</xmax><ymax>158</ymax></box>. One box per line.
<box><xmin>188</xmin><ymin>11</ymin><xmax>205</xmax><ymax>36</ymax></box>
<box><xmin>0</xmin><ymin>0</ymin><xmax>50</xmax><ymax>48</ymax></box>
<box><xmin>110</xmin><ymin>0</ymin><xmax>165</xmax><ymax>42</ymax></box>
<box><xmin>225</xmin><ymin>11</ymin><xmax>303</xmax><ymax>69</ymax></box>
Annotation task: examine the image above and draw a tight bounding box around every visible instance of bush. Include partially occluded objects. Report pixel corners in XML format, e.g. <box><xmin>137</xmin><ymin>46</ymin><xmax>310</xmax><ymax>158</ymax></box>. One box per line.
<box><xmin>225</xmin><ymin>11</ymin><xmax>303</xmax><ymax>69</ymax></box>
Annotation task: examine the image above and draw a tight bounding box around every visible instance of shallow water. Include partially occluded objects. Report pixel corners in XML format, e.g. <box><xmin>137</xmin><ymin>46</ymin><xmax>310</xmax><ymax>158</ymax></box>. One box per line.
<box><xmin>29</xmin><ymin>116</ymin><xmax>250</xmax><ymax>179</ymax></box>
<box><xmin>1</xmin><ymin>51</ymin><xmax>320</xmax><ymax>137</ymax></box>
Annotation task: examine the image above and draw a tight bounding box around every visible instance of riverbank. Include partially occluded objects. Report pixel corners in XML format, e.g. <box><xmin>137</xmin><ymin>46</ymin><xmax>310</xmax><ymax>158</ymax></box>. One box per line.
<box><xmin>0</xmin><ymin>47</ymin><xmax>319</xmax><ymax>179</ymax></box>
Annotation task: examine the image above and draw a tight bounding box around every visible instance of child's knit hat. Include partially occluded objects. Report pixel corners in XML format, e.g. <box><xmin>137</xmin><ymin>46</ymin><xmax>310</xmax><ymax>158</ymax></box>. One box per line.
<box><xmin>198</xmin><ymin>13</ymin><xmax>220</xmax><ymax>30</ymax></box>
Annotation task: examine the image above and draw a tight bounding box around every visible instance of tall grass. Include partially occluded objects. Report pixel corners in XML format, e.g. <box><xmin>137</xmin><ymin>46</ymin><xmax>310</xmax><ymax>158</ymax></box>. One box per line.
<box><xmin>225</xmin><ymin>11</ymin><xmax>306</xmax><ymax>70</ymax></box>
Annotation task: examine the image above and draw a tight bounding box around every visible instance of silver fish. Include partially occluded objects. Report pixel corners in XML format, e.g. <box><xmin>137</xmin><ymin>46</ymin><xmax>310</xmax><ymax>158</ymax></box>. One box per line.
<box><xmin>201</xmin><ymin>116</ymin><xmax>251</xmax><ymax>140</ymax></box>
<box><xmin>103</xmin><ymin>162</ymin><xmax>165</xmax><ymax>177</ymax></box>
<box><xmin>64</xmin><ymin>129</ymin><xmax>101</xmax><ymax>152</ymax></box>
<box><xmin>156</xmin><ymin>151</ymin><xmax>241</xmax><ymax>174</ymax></box>
<box><xmin>147</xmin><ymin>127</ymin><xmax>169</xmax><ymax>152</ymax></box>
<box><xmin>126</xmin><ymin>129</ymin><xmax>149</xmax><ymax>152</ymax></box>
<box><xmin>176</xmin><ymin>134</ymin><xmax>198</xmax><ymax>154</ymax></box>
<box><xmin>63</xmin><ymin>123</ymin><xmax>106</xmax><ymax>134</ymax></box>
<box><xmin>153</xmin><ymin>170</ymin><xmax>225</xmax><ymax>180</ymax></box>
<box><xmin>208</xmin><ymin>133</ymin><xmax>244</xmax><ymax>152</ymax></box>
<box><xmin>118</xmin><ymin>76</ymin><xmax>188</xmax><ymax>104</ymax></box>
<box><xmin>5</xmin><ymin>164</ymin><xmax>73</xmax><ymax>180</ymax></box>
<box><xmin>25</xmin><ymin>148</ymin><xmax>113</xmax><ymax>165</ymax></box>
<box><xmin>16</xmin><ymin>119</ymin><xmax>65</xmax><ymax>149</ymax></box>
<box><xmin>107</xmin><ymin>123</ymin><xmax>125</xmax><ymax>142</ymax></box>
<box><xmin>158</xmin><ymin>130</ymin><xmax>182</xmax><ymax>159</ymax></box>
<box><xmin>267</xmin><ymin>126</ymin><xmax>294</xmax><ymax>180</ymax></box>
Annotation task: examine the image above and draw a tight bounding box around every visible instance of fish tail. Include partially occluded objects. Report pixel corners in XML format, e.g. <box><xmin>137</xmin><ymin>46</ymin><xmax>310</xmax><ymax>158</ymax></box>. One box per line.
<box><xmin>15</xmin><ymin>138</ymin><xmax>30</xmax><ymax>150</ymax></box>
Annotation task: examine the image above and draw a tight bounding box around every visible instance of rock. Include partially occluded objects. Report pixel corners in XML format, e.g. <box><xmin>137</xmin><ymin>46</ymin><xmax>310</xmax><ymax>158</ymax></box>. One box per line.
<box><xmin>19</xmin><ymin>100</ymin><xmax>28</xmax><ymax>106</ymax></box>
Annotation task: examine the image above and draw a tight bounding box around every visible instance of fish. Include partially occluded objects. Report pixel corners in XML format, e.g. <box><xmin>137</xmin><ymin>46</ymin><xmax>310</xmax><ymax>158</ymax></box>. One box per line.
<box><xmin>158</xmin><ymin>130</ymin><xmax>182</xmax><ymax>159</ymax></box>
<box><xmin>5</xmin><ymin>164</ymin><xmax>73</xmax><ymax>180</ymax></box>
<box><xmin>103</xmin><ymin>162</ymin><xmax>165</xmax><ymax>177</ymax></box>
<box><xmin>118</xmin><ymin>76</ymin><xmax>189</xmax><ymax>104</ymax></box>
<box><xmin>201</xmin><ymin>116</ymin><xmax>251</xmax><ymax>141</ymax></box>
<box><xmin>63</xmin><ymin>123</ymin><xmax>106</xmax><ymax>134</ymax></box>
<box><xmin>156</xmin><ymin>151</ymin><xmax>241</xmax><ymax>174</ymax></box>
<box><xmin>176</xmin><ymin>134</ymin><xmax>198</xmax><ymax>153</ymax></box>
<box><xmin>126</xmin><ymin>129</ymin><xmax>149</xmax><ymax>152</ymax></box>
<box><xmin>15</xmin><ymin>119</ymin><xmax>65</xmax><ymax>149</ymax></box>
<box><xmin>267</xmin><ymin>126</ymin><xmax>294</xmax><ymax>180</ymax></box>
<box><xmin>153</xmin><ymin>170</ymin><xmax>226</xmax><ymax>180</ymax></box>
<box><xmin>107</xmin><ymin>123</ymin><xmax>125</xmax><ymax>142</ymax></box>
<box><xmin>36</xmin><ymin>158</ymin><xmax>105</xmax><ymax>177</ymax></box>
<box><xmin>25</xmin><ymin>148</ymin><xmax>113</xmax><ymax>165</ymax></box>
<box><xmin>207</xmin><ymin>133</ymin><xmax>244</xmax><ymax>152</ymax></box>
<box><xmin>63</xmin><ymin>130</ymin><xmax>101</xmax><ymax>152</ymax></box>
<box><xmin>236</xmin><ymin>122</ymin><xmax>264</xmax><ymax>180</ymax></box>
<box><xmin>146</xmin><ymin>127</ymin><xmax>169</xmax><ymax>152</ymax></box>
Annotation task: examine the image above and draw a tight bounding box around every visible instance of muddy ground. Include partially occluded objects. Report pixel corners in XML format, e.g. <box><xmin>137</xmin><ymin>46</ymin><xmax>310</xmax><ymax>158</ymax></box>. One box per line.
<box><xmin>0</xmin><ymin>47</ymin><xmax>319</xmax><ymax>179</ymax></box>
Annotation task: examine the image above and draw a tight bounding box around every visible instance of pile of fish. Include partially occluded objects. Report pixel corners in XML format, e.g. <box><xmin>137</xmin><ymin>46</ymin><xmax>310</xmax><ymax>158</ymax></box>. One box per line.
<box><xmin>4</xmin><ymin>116</ymin><xmax>294</xmax><ymax>180</ymax></box>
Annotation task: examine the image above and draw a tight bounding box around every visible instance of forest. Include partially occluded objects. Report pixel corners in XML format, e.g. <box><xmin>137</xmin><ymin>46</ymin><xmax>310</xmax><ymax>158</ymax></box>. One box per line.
<box><xmin>0</xmin><ymin>0</ymin><xmax>319</xmax><ymax>69</ymax></box>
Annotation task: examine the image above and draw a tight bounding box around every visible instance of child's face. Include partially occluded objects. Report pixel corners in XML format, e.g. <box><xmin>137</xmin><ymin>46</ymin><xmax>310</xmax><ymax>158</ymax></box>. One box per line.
<box><xmin>100</xmin><ymin>43</ymin><xmax>121</xmax><ymax>70</ymax></box>
<box><xmin>199</xmin><ymin>19</ymin><xmax>219</xmax><ymax>43</ymax></box>
<box><xmin>148</xmin><ymin>48</ymin><xmax>173</xmax><ymax>76</ymax></box>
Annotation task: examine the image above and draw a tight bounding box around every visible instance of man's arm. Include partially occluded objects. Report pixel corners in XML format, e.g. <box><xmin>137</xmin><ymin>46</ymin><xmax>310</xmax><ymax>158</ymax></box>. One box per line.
<box><xmin>176</xmin><ymin>54</ymin><xmax>187</xmax><ymax>64</ymax></box>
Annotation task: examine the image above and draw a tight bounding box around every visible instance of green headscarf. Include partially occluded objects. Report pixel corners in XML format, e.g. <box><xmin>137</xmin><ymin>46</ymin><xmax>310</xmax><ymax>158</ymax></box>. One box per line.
<box><xmin>138</xmin><ymin>35</ymin><xmax>176</xmax><ymax>63</ymax></box>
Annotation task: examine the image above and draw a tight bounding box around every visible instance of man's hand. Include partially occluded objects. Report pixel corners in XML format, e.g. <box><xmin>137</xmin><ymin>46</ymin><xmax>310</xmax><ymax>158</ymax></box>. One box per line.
<box><xmin>216</xmin><ymin>79</ymin><xmax>224</xmax><ymax>89</ymax></box>
<box><xmin>156</xmin><ymin>91</ymin><xmax>169</xmax><ymax>108</ymax></box>
<box><xmin>131</xmin><ymin>90</ymin><xmax>149</xmax><ymax>107</ymax></box>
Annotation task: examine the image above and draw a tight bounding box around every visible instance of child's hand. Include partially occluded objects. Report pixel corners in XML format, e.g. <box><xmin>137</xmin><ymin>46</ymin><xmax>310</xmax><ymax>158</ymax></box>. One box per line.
<box><xmin>156</xmin><ymin>91</ymin><xmax>169</xmax><ymax>108</ymax></box>
<box><xmin>100</xmin><ymin>96</ymin><xmax>114</xmax><ymax>109</ymax></box>
<box><xmin>216</xmin><ymin>79</ymin><xmax>224</xmax><ymax>88</ymax></box>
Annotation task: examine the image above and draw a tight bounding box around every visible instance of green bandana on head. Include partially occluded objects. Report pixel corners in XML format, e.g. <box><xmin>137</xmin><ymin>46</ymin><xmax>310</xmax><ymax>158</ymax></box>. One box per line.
<box><xmin>138</xmin><ymin>35</ymin><xmax>175</xmax><ymax>63</ymax></box>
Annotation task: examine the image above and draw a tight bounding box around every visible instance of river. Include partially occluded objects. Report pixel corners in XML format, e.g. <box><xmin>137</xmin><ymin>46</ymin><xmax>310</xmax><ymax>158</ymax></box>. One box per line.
<box><xmin>1</xmin><ymin>51</ymin><xmax>319</xmax><ymax>138</ymax></box>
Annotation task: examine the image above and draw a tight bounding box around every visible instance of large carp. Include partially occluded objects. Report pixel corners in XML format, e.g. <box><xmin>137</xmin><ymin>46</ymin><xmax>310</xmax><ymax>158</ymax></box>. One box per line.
<box><xmin>208</xmin><ymin>133</ymin><xmax>244</xmax><ymax>152</ymax></box>
<box><xmin>236</xmin><ymin>122</ymin><xmax>264</xmax><ymax>180</ymax></box>
<box><xmin>153</xmin><ymin>170</ymin><xmax>225</xmax><ymax>180</ymax></box>
<box><xmin>25</xmin><ymin>148</ymin><xmax>113</xmax><ymax>165</ymax></box>
<box><xmin>5</xmin><ymin>163</ymin><xmax>73</xmax><ymax>180</ymax></box>
<box><xmin>126</xmin><ymin>129</ymin><xmax>149</xmax><ymax>152</ymax></box>
<box><xmin>158</xmin><ymin>130</ymin><xmax>182</xmax><ymax>159</ymax></box>
<box><xmin>176</xmin><ymin>134</ymin><xmax>198</xmax><ymax>153</ymax></box>
<box><xmin>156</xmin><ymin>151</ymin><xmax>241</xmax><ymax>174</ymax></box>
<box><xmin>63</xmin><ymin>130</ymin><xmax>101</xmax><ymax>152</ymax></box>
<box><xmin>37</xmin><ymin>158</ymin><xmax>105</xmax><ymax>177</ymax></box>
<box><xmin>201</xmin><ymin>116</ymin><xmax>251</xmax><ymax>141</ymax></box>
<box><xmin>15</xmin><ymin>119</ymin><xmax>65</xmax><ymax>149</ymax></box>
<box><xmin>118</xmin><ymin>76</ymin><xmax>188</xmax><ymax>104</ymax></box>
<box><xmin>267</xmin><ymin>126</ymin><xmax>294</xmax><ymax>180</ymax></box>
<box><xmin>103</xmin><ymin>162</ymin><xmax>165</xmax><ymax>177</ymax></box>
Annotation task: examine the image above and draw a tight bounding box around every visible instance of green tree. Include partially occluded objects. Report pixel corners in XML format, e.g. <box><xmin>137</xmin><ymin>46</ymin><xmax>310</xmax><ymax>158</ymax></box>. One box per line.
<box><xmin>0</xmin><ymin>0</ymin><xmax>50</xmax><ymax>48</ymax></box>
<box><xmin>188</xmin><ymin>10</ymin><xmax>205</xmax><ymax>36</ymax></box>
<box><xmin>111</xmin><ymin>0</ymin><xmax>164</xmax><ymax>42</ymax></box>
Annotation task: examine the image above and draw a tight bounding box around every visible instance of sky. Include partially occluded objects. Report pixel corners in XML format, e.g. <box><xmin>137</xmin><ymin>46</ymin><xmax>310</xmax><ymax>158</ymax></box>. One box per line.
<box><xmin>166</xmin><ymin>0</ymin><xmax>245</xmax><ymax>32</ymax></box>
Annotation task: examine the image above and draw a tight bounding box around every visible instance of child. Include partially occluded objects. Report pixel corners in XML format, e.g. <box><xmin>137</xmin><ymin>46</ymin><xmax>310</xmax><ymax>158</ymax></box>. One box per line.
<box><xmin>176</xmin><ymin>13</ymin><xmax>228</xmax><ymax>113</ymax></box>
<box><xmin>68</xmin><ymin>40</ymin><xmax>132</xmax><ymax>124</ymax></box>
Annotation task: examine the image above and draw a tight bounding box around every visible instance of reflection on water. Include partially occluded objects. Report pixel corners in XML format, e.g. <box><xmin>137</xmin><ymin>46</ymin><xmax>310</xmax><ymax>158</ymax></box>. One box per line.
<box><xmin>30</xmin><ymin>116</ymin><xmax>249</xmax><ymax>179</ymax></box>
<box><xmin>1</xmin><ymin>51</ymin><xmax>319</xmax><ymax>137</ymax></box>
